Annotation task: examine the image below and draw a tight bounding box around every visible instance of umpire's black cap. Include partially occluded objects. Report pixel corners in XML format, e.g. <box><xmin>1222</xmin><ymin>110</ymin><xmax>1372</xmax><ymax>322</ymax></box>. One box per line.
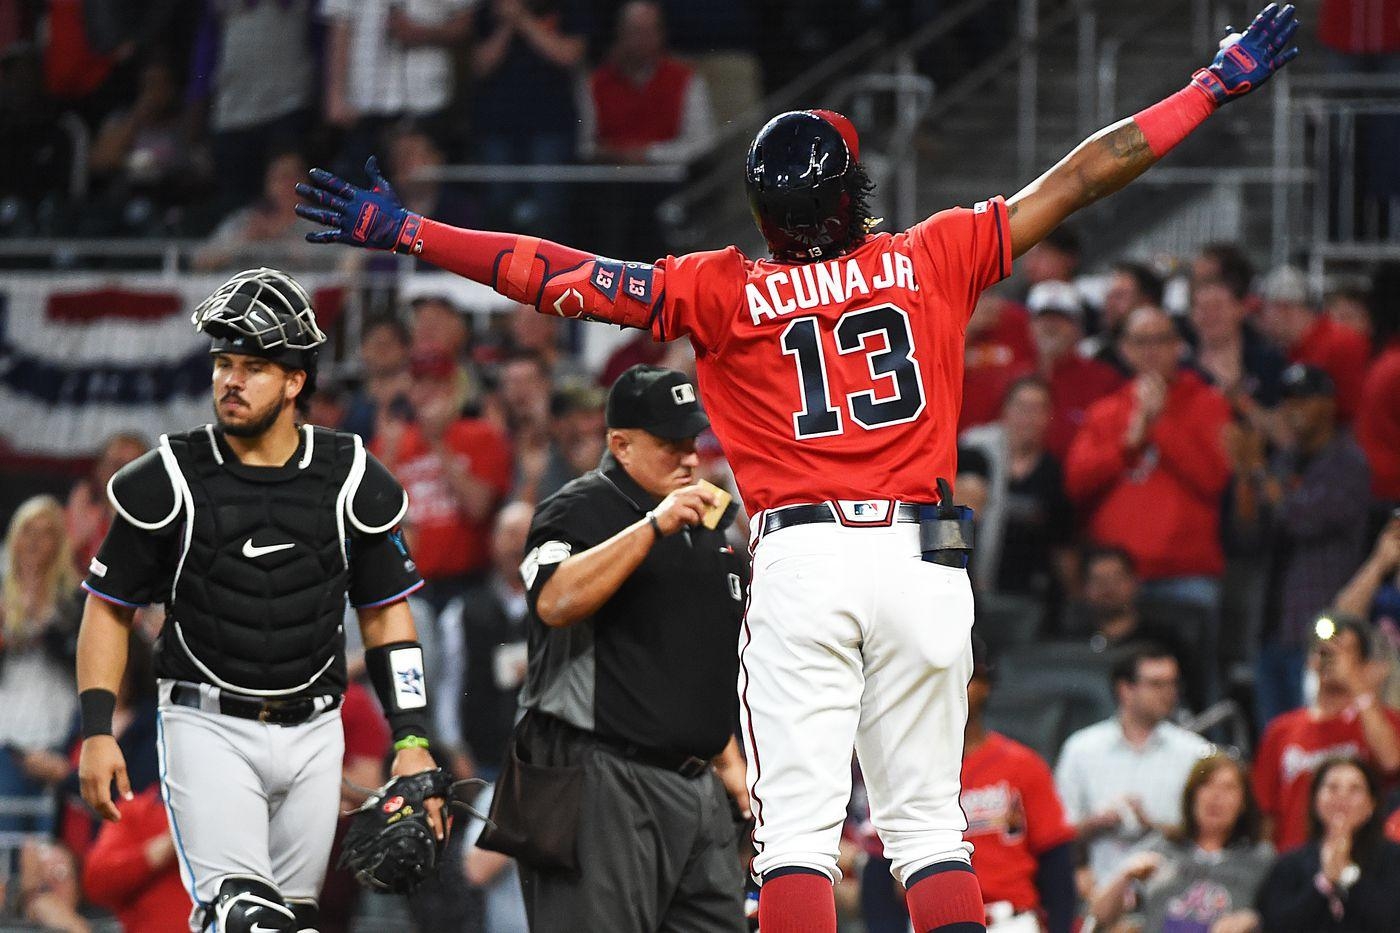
<box><xmin>606</xmin><ymin>365</ymin><xmax>710</xmax><ymax>439</ymax></box>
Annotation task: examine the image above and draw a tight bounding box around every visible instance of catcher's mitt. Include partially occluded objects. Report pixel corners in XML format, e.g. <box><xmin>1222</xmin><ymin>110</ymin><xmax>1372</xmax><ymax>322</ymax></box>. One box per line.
<box><xmin>338</xmin><ymin>769</ymin><xmax>484</xmax><ymax>894</ymax></box>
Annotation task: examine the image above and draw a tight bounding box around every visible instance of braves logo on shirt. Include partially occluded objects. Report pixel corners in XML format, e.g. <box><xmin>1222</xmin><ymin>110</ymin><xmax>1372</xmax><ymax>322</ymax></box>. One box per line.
<box><xmin>961</xmin><ymin>781</ymin><xmax>1027</xmax><ymax>843</ymax></box>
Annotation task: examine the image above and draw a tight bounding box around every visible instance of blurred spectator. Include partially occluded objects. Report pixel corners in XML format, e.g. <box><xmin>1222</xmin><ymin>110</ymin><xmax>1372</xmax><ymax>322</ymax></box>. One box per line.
<box><xmin>1254</xmin><ymin>615</ymin><xmax>1400</xmax><ymax>851</ymax></box>
<box><xmin>491</xmin><ymin>351</ymin><xmax>574</xmax><ymax>503</ymax></box>
<box><xmin>0</xmin><ymin>42</ymin><xmax>80</xmax><ymax>237</ymax></box>
<box><xmin>959</xmin><ymin>377</ymin><xmax>1075</xmax><ymax>613</ymax></box>
<box><xmin>471</xmin><ymin>0</ymin><xmax>589</xmax><ymax>238</ymax></box>
<box><xmin>1326</xmin><ymin>284</ymin><xmax>1374</xmax><ymax>340</ymax></box>
<box><xmin>1193</xmin><ymin>243</ymin><xmax>1258</xmax><ymax>304</ymax></box>
<box><xmin>1023</xmin><ymin>281</ymin><xmax>1124</xmax><ymax>460</ymax></box>
<box><xmin>451</xmin><ymin>501</ymin><xmax>532</xmax><ymax>777</ymax></box>
<box><xmin>553</xmin><ymin>385</ymin><xmax>608</xmax><ymax>480</ymax></box>
<box><xmin>580</xmin><ymin>1</ymin><xmax>716</xmax><ymax>258</ymax></box>
<box><xmin>1190</xmin><ymin>258</ymin><xmax>1287</xmax><ymax>416</ymax></box>
<box><xmin>583</xmin><ymin>1</ymin><xmax>715</xmax><ymax>166</ymax></box>
<box><xmin>321</xmin><ymin>0</ymin><xmax>473</xmax><ymax>169</ymax></box>
<box><xmin>65</xmin><ymin>432</ymin><xmax>149</xmax><ymax>573</ymax></box>
<box><xmin>960</xmin><ymin>288</ymin><xmax>1036</xmax><ymax>431</ymax></box>
<box><xmin>462</xmin><ymin>782</ymin><xmax>529</xmax><ymax>933</ymax></box>
<box><xmin>17</xmin><ymin>837</ymin><xmax>88</xmax><ymax>933</ymax></box>
<box><xmin>189</xmin><ymin>0</ymin><xmax>314</xmax><ymax>212</ymax></box>
<box><xmin>409</xmin><ymin>295</ymin><xmax>483</xmax><ymax>414</ymax></box>
<box><xmin>1081</xmin><ymin>260</ymin><xmax>1164</xmax><ymax>372</ymax></box>
<box><xmin>0</xmin><ymin>495</ymin><xmax>80</xmax><ymax>832</ymax></box>
<box><xmin>342</xmin><ymin>316</ymin><xmax>414</xmax><ymax>442</ymax></box>
<box><xmin>306</xmin><ymin>380</ymin><xmax>349</xmax><ymax>431</ymax></box>
<box><xmin>1069</xmin><ymin>547</ymin><xmax>1206</xmax><ymax>710</ymax></box>
<box><xmin>1336</xmin><ymin>516</ymin><xmax>1400</xmax><ymax>629</ymax></box>
<box><xmin>1054</xmin><ymin>643</ymin><xmax>1208</xmax><ymax>883</ymax></box>
<box><xmin>386</xmin><ymin>126</ymin><xmax>474</xmax><ymax>227</ymax></box>
<box><xmin>1088</xmin><ymin>751</ymin><xmax>1271</xmax><ymax>933</ymax></box>
<box><xmin>1357</xmin><ymin>264</ymin><xmax>1400</xmax><ymax>511</ymax></box>
<box><xmin>598</xmin><ymin>331</ymin><xmax>668</xmax><ymax>388</ymax></box>
<box><xmin>371</xmin><ymin>352</ymin><xmax>514</xmax><ymax>609</ymax></box>
<box><xmin>507</xmin><ymin>305</ymin><xmax>587</xmax><ymax>386</ymax></box>
<box><xmin>1261</xmin><ymin>265</ymin><xmax>1371</xmax><ymax>424</ymax></box>
<box><xmin>84</xmin><ymin>59</ymin><xmax>205</xmax><ymax>236</ymax></box>
<box><xmin>1228</xmin><ymin>364</ymin><xmax>1372</xmax><ymax>724</ymax></box>
<box><xmin>81</xmin><ymin>786</ymin><xmax>191</xmax><ymax>933</ymax></box>
<box><xmin>192</xmin><ymin>149</ymin><xmax>336</xmax><ymax>271</ymax></box>
<box><xmin>1257</xmin><ymin>756</ymin><xmax>1400</xmax><ymax>933</ymax></box>
<box><xmin>1065</xmin><ymin>307</ymin><xmax>1232</xmax><ymax>611</ymax></box>
<box><xmin>962</xmin><ymin>637</ymin><xmax>1076</xmax><ymax>933</ymax></box>
<box><xmin>1020</xmin><ymin>226</ymin><xmax>1080</xmax><ymax>288</ymax></box>
<box><xmin>1318</xmin><ymin>0</ymin><xmax>1400</xmax><ymax>61</ymax></box>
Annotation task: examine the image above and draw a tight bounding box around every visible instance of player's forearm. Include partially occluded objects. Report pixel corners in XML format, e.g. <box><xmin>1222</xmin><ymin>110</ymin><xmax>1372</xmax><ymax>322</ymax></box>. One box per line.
<box><xmin>1358</xmin><ymin>704</ymin><xmax>1400</xmax><ymax>772</ymax></box>
<box><xmin>76</xmin><ymin>597</ymin><xmax>135</xmax><ymax>695</ymax></box>
<box><xmin>1334</xmin><ymin>557</ymin><xmax>1389</xmax><ymax>618</ymax></box>
<box><xmin>415</xmin><ymin>219</ymin><xmax>659</xmax><ymax>330</ymax></box>
<box><xmin>356</xmin><ymin>599</ymin><xmax>420</xmax><ymax>649</ymax></box>
<box><xmin>535</xmin><ymin>521</ymin><xmax>656</xmax><ymax>627</ymax></box>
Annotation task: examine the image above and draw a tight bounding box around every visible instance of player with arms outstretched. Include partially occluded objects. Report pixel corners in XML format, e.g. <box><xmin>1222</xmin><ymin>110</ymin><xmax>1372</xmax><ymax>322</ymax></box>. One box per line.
<box><xmin>296</xmin><ymin>8</ymin><xmax>1298</xmax><ymax>930</ymax></box>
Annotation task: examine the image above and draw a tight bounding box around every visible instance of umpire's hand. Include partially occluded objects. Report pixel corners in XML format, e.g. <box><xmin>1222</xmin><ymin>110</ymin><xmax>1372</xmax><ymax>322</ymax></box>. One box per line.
<box><xmin>79</xmin><ymin>736</ymin><xmax>132</xmax><ymax>822</ymax></box>
<box><xmin>652</xmin><ymin>483</ymin><xmax>718</xmax><ymax>536</ymax></box>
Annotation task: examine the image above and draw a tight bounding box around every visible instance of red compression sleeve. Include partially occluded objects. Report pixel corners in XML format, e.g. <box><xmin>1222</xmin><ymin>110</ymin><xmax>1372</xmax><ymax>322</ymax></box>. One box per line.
<box><xmin>1132</xmin><ymin>83</ymin><xmax>1217</xmax><ymax>158</ymax></box>
<box><xmin>414</xmin><ymin>218</ymin><xmax>662</xmax><ymax>330</ymax></box>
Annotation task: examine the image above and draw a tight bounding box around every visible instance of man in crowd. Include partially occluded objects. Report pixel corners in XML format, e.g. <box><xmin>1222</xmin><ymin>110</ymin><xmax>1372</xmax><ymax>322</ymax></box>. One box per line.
<box><xmin>1253</xmin><ymin>613</ymin><xmax>1400</xmax><ymax>850</ymax></box>
<box><xmin>1066</xmin><ymin>305</ymin><xmax>1233</xmax><ymax>613</ymax></box>
<box><xmin>1055</xmin><ymin>644</ymin><xmax>1208</xmax><ymax>884</ymax></box>
<box><xmin>1228</xmin><ymin>364</ymin><xmax>1372</xmax><ymax>723</ymax></box>
<box><xmin>1082</xmin><ymin>261</ymin><xmax>1163</xmax><ymax>371</ymax></box>
<box><xmin>1023</xmin><ymin>280</ymin><xmax>1123</xmax><ymax>459</ymax></box>
<box><xmin>1260</xmin><ymin>265</ymin><xmax>1371</xmax><ymax>423</ymax></box>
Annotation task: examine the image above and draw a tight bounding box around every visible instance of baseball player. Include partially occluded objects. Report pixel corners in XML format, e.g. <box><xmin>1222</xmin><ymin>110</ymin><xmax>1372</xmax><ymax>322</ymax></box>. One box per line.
<box><xmin>295</xmin><ymin>8</ymin><xmax>1298</xmax><ymax>930</ymax></box>
<box><xmin>75</xmin><ymin>269</ymin><xmax>442</xmax><ymax>933</ymax></box>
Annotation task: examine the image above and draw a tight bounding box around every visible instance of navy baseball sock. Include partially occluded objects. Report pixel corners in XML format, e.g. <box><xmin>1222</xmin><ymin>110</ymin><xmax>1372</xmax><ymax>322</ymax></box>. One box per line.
<box><xmin>904</xmin><ymin>860</ymin><xmax>985</xmax><ymax>932</ymax></box>
<box><xmin>759</xmin><ymin>867</ymin><xmax>836</xmax><ymax>933</ymax></box>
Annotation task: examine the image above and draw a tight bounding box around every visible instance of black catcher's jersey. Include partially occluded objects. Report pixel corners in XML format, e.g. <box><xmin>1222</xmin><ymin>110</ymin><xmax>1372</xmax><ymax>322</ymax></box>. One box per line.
<box><xmin>83</xmin><ymin>424</ymin><xmax>422</xmax><ymax>698</ymax></box>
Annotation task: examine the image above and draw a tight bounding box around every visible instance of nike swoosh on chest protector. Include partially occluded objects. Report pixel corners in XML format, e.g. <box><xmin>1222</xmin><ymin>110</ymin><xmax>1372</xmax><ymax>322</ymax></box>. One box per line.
<box><xmin>242</xmin><ymin>539</ymin><xmax>295</xmax><ymax>559</ymax></box>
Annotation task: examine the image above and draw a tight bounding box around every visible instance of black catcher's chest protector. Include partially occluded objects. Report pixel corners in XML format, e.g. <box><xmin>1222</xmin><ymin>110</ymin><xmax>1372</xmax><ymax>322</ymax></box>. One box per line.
<box><xmin>162</xmin><ymin>426</ymin><xmax>354</xmax><ymax>696</ymax></box>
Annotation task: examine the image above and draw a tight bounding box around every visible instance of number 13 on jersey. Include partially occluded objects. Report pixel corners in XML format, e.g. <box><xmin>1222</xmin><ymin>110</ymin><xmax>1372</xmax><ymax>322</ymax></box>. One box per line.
<box><xmin>780</xmin><ymin>303</ymin><xmax>927</xmax><ymax>440</ymax></box>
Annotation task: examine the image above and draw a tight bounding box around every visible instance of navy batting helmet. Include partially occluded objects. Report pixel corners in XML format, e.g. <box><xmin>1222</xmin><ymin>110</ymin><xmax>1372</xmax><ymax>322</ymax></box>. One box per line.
<box><xmin>745</xmin><ymin>109</ymin><xmax>868</xmax><ymax>263</ymax></box>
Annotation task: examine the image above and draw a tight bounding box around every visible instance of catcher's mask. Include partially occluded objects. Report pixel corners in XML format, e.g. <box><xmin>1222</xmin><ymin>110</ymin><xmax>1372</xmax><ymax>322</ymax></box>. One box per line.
<box><xmin>745</xmin><ymin>109</ymin><xmax>869</xmax><ymax>263</ymax></box>
<box><xmin>192</xmin><ymin>268</ymin><xmax>325</xmax><ymax>388</ymax></box>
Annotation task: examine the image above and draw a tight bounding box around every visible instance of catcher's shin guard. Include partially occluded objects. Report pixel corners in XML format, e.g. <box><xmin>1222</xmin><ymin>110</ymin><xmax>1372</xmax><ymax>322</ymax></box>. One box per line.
<box><xmin>204</xmin><ymin>875</ymin><xmax>297</xmax><ymax>933</ymax></box>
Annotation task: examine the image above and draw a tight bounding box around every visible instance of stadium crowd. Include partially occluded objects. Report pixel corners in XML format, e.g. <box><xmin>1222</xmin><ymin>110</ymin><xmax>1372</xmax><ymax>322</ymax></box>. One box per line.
<box><xmin>2</xmin><ymin>0</ymin><xmax>1400</xmax><ymax>931</ymax></box>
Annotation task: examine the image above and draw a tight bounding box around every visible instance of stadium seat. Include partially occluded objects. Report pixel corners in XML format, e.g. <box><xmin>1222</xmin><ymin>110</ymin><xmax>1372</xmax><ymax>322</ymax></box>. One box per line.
<box><xmin>973</xmin><ymin>593</ymin><xmax>1044</xmax><ymax>655</ymax></box>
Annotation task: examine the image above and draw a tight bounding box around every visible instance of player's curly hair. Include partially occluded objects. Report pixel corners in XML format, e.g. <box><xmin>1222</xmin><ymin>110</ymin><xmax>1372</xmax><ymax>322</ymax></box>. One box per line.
<box><xmin>845</xmin><ymin>162</ymin><xmax>881</xmax><ymax>248</ymax></box>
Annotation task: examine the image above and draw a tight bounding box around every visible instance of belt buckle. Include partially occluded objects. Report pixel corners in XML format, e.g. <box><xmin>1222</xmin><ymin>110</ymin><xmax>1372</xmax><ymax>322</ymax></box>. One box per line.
<box><xmin>678</xmin><ymin>756</ymin><xmax>708</xmax><ymax>779</ymax></box>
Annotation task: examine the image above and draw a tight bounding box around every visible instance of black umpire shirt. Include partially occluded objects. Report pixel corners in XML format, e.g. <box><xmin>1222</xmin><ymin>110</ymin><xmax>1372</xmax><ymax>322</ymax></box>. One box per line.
<box><xmin>518</xmin><ymin>452</ymin><xmax>748</xmax><ymax>760</ymax></box>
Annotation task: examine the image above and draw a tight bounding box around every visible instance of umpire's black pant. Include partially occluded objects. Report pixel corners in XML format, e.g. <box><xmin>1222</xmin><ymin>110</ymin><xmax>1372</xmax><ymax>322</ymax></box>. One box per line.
<box><xmin>517</xmin><ymin>726</ymin><xmax>746</xmax><ymax>933</ymax></box>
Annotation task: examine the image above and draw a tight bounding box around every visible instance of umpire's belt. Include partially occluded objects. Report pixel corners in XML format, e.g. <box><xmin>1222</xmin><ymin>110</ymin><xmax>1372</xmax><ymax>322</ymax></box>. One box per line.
<box><xmin>168</xmin><ymin>681</ymin><xmax>341</xmax><ymax>725</ymax></box>
<box><xmin>761</xmin><ymin>502</ymin><xmax>923</xmax><ymax>535</ymax></box>
<box><xmin>544</xmin><ymin>716</ymin><xmax>710</xmax><ymax>779</ymax></box>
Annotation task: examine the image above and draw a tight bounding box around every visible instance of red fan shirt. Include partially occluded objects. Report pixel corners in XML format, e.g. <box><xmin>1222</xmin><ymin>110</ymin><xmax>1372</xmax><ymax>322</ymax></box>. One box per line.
<box><xmin>962</xmin><ymin>732</ymin><xmax>1076</xmax><ymax>914</ymax></box>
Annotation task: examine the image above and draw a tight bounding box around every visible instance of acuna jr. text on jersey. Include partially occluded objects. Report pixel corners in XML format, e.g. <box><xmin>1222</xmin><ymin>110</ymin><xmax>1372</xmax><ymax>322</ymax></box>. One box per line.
<box><xmin>746</xmin><ymin>250</ymin><xmax>920</xmax><ymax>325</ymax></box>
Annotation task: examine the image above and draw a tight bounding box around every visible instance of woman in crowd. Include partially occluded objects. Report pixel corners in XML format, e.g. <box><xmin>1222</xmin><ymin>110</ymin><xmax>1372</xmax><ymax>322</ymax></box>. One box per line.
<box><xmin>0</xmin><ymin>496</ymin><xmax>81</xmax><ymax>832</ymax></box>
<box><xmin>1089</xmin><ymin>750</ymin><xmax>1271</xmax><ymax>933</ymax></box>
<box><xmin>1257</xmin><ymin>755</ymin><xmax>1400</xmax><ymax>932</ymax></box>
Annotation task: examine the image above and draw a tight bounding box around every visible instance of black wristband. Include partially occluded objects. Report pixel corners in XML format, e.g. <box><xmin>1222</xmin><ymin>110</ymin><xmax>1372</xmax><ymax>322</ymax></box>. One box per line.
<box><xmin>365</xmin><ymin>641</ymin><xmax>431</xmax><ymax>742</ymax></box>
<box><xmin>646</xmin><ymin>510</ymin><xmax>663</xmax><ymax>539</ymax></box>
<box><xmin>80</xmin><ymin>688</ymin><xmax>117</xmax><ymax>739</ymax></box>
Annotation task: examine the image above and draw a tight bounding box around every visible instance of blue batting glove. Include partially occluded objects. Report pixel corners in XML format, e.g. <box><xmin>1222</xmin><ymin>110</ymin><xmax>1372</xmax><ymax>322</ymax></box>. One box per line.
<box><xmin>1191</xmin><ymin>3</ymin><xmax>1300</xmax><ymax>105</ymax></box>
<box><xmin>295</xmin><ymin>156</ymin><xmax>423</xmax><ymax>252</ymax></box>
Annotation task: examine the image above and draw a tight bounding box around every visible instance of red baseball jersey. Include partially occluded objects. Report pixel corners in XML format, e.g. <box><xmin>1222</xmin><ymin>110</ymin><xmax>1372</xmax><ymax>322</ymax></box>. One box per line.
<box><xmin>962</xmin><ymin>732</ymin><xmax>1076</xmax><ymax>913</ymax></box>
<box><xmin>650</xmin><ymin>198</ymin><xmax>1013</xmax><ymax>512</ymax></box>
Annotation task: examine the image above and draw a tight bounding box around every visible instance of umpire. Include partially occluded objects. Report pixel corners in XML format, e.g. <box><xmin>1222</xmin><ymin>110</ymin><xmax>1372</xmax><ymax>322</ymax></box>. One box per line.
<box><xmin>481</xmin><ymin>364</ymin><xmax>750</xmax><ymax>931</ymax></box>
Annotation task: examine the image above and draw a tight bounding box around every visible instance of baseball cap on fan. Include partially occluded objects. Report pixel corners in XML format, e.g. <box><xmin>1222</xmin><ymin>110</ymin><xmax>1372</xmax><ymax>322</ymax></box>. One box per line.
<box><xmin>606</xmin><ymin>365</ymin><xmax>710</xmax><ymax>439</ymax></box>
<box><xmin>1026</xmin><ymin>280</ymin><xmax>1084</xmax><ymax>322</ymax></box>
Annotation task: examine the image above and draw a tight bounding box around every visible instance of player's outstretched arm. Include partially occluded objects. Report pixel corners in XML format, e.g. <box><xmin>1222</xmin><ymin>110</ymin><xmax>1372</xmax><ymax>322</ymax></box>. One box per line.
<box><xmin>1005</xmin><ymin>2</ymin><xmax>1298</xmax><ymax>258</ymax></box>
<box><xmin>294</xmin><ymin>159</ymin><xmax>664</xmax><ymax>332</ymax></box>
